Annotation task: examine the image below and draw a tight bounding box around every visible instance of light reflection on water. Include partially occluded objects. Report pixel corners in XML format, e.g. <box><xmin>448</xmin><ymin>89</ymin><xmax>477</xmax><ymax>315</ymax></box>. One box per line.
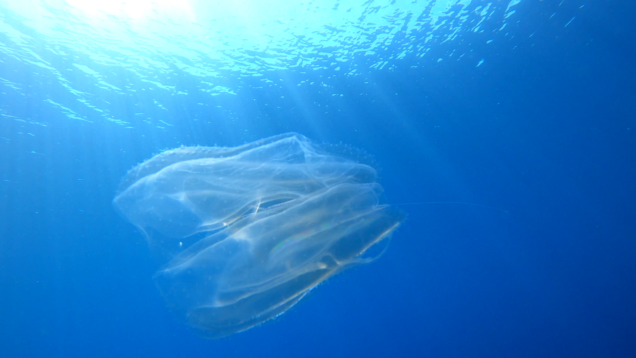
<box><xmin>0</xmin><ymin>0</ymin><xmax>523</xmax><ymax>126</ymax></box>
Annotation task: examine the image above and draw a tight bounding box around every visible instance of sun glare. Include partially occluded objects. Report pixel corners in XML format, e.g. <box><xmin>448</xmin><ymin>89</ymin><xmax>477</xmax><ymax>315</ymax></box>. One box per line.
<box><xmin>66</xmin><ymin>0</ymin><xmax>192</xmax><ymax>20</ymax></box>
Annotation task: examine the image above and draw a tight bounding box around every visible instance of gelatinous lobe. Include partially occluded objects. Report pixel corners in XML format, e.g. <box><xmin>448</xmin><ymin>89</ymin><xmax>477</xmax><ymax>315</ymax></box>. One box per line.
<box><xmin>113</xmin><ymin>133</ymin><xmax>404</xmax><ymax>338</ymax></box>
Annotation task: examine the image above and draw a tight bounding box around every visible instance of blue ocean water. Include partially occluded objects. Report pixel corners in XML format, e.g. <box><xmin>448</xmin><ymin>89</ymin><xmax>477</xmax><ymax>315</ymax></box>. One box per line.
<box><xmin>1</xmin><ymin>0</ymin><xmax>634</xmax><ymax>357</ymax></box>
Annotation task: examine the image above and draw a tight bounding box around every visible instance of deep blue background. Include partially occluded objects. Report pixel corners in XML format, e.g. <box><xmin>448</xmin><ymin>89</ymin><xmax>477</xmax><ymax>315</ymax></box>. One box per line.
<box><xmin>1</xmin><ymin>1</ymin><xmax>635</xmax><ymax>357</ymax></box>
